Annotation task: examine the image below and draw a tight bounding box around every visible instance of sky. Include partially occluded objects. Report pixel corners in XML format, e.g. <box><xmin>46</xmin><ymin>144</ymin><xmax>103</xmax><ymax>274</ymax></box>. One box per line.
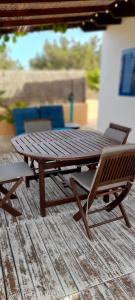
<box><xmin>7</xmin><ymin>28</ymin><xmax>103</xmax><ymax>69</ymax></box>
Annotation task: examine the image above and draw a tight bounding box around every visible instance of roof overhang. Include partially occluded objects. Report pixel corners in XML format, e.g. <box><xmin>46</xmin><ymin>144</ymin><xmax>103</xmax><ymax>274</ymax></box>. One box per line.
<box><xmin>0</xmin><ymin>0</ymin><xmax>134</xmax><ymax>33</ymax></box>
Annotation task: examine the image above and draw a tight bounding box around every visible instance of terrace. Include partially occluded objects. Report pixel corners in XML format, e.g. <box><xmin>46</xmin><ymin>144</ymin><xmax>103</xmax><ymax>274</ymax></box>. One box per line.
<box><xmin>1</xmin><ymin>152</ymin><xmax>135</xmax><ymax>299</ymax></box>
<box><xmin>0</xmin><ymin>1</ymin><xmax>135</xmax><ymax>299</ymax></box>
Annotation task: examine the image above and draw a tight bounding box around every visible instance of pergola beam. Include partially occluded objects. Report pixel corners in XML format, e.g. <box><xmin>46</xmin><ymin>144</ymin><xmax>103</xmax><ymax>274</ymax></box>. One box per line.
<box><xmin>0</xmin><ymin>22</ymin><xmax>106</xmax><ymax>33</ymax></box>
<box><xmin>110</xmin><ymin>0</ymin><xmax>135</xmax><ymax>17</ymax></box>
<box><xmin>93</xmin><ymin>13</ymin><xmax>122</xmax><ymax>25</ymax></box>
<box><xmin>0</xmin><ymin>0</ymin><xmax>115</xmax><ymax>3</ymax></box>
<box><xmin>0</xmin><ymin>0</ymin><xmax>133</xmax><ymax>33</ymax></box>
<box><xmin>0</xmin><ymin>14</ymin><xmax>122</xmax><ymax>28</ymax></box>
<box><xmin>0</xmin><ymin>6</ymin><xmax>110</xmax><ymax>18</ymax></box>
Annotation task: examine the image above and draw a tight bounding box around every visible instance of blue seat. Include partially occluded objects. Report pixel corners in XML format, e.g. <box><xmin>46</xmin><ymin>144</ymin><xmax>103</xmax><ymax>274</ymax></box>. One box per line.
<box><xmin>13</xmin><ymin>107</ymin><xmax>40</xmax><ymax>135</ymax></box>
<box><xmin>40</xmin><ymin>105</ymin><xmax>65</xmax><ymax>129</ymax></box>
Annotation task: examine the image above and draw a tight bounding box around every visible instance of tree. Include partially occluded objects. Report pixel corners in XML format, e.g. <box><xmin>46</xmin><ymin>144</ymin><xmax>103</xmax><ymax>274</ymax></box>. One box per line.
<box><xmin>29</xmin><ymin>36</ymin><xmax>101</xmax><ymax>70</ymax></box>
<box><xmin>29</xmin><ymin>35</ymin><xmax>101</xmax><ymax>90</ymax></box>
<box><xmin>0</xmin><ymin>47</ymin><xmax>22</xmax><ymax>70</ymax></box>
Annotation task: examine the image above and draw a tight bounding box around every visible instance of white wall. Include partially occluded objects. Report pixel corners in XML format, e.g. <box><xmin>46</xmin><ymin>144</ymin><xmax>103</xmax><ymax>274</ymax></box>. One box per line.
<box><xmin>98</xmin><ymin>17</ymin><xmax>135</xmax><ymax>142</ymax></box>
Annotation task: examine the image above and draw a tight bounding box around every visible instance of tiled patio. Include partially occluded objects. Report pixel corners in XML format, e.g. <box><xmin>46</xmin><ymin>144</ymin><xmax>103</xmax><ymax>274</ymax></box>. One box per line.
<box><xmin>1</xmin><ymin>153</ymin><xmax>135</xmax><ymax>299</ymax></box>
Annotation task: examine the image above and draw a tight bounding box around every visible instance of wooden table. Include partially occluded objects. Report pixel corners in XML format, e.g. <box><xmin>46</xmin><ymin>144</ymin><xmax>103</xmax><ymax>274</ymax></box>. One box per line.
<box><xmin>12</xmin><ymin>130</ymin><xmax>118</xmax><ymax>217</ymax></box>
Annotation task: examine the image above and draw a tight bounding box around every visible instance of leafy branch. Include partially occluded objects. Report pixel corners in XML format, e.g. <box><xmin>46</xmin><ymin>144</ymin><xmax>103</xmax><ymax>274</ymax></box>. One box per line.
<box><xmin>0</xmin><ymin>32</ymin><xmax>27</xmax><ymax>51</ymax></box>
<box><xmin>0</xmin><ymin>92</ymin><xmax>28</xmax><ymax>124</ymax></box>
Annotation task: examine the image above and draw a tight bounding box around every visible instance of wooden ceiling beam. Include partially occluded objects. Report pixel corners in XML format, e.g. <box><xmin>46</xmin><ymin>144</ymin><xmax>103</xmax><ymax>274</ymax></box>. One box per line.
<box><xmin>0</xmin><ymin>0</ymin><xmax>115</xmax><ymax>3</ymax></box>
<box><xmin>110</xmin><ymin>0</ymin><xmax>135</xmax><ymax>17</ymax></box>
<box><xmin>0</xmin><ymin>13</ymin><xmax>122</xmax><ymax>28</ymax></box>
<box><xmin>31</xmin><ymin>22</ymin><xmax>106</xmax><ymax>31</ymax></box>
<box><xmin>93</xmin><ymin>13</ymin><xmax>122</xmax><ymax>25</ymax></box>
<box><xmin>0</xmin><ymin>15</ymin><xmax>102</xmax><ymax>27</ymax></box>
<box><xmin>0</xmin><ymin>21</ymin><xmax>107</xmax><ymax>33</ymax></box>
<box><xmin>0</xmin><ymin>0</ymin><xmax>133</xmax><ymax>32</ymax></box>
<box><xmin>81</xmin><ymin>22</ymin><xmax>106</xmax><ymax>31</ymax></box>
<box><xmin>0</xmin><ymin>5</ymin><xmax>110</xmax><ymax>18</ymax></box>
<box><xmin>131</xmin><ymin>0</ymin><xmax>135</xmax><ymax>7</ymax></box>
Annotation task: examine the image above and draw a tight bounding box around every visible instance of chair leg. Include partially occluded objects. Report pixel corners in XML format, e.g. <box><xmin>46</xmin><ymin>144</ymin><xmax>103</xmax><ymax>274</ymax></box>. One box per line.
<box><xmin>30</xmin><ymin>158</ymin><xmax>34</xmax><ymax>169</ymax></box>
<box><xmin>77</xmin><ymin>166</ymin><xmax>81</xmax><ymax>172</ymax></box>
<box><xmin>2</xmin><ymin>203</ymin><xmax>22</xmax><ymax>216</ymax></box>
<box><xmin>106</xmin><ymin>184</ymin><xmax>132</xmax><ymax>212</ymax></box>
<box><xmin>103</xmin><ymin>195</ymin><xmax>110</xmax><ymax>203</ymax></box>
<box><xmin>119</xmin><ymin>203</ymin><xmax>131</xmax><ymax>228</ymax></box>
<box><xmin>0</xmin><ymin>185</ymin><xmax>17</xmax><ymax>199</ymax></box>
<box><xmin>70</xmin><ymin>178</ymin><xmax>92</xmax><ymax>239</ymax></box>
<box><xmin>0</xmin><ymin>178</ymin><xmax>23</xmax><ymax>216</ymax></box>
<box><xmin>25</xmin><ymin>177</ymin><xmax>30</xmax><ymax>188</ymax></box>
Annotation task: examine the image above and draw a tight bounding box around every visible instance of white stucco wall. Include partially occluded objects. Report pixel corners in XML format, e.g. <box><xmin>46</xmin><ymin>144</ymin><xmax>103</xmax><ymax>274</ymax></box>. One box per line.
<box><xmin>98</xmin><ymin>17</ymin><xmax>135</xmax><ymax>142</ymax></box>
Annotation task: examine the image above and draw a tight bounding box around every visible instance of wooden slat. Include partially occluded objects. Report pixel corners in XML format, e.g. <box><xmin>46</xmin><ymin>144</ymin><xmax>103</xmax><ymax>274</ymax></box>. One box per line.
<box><xmin>60</xmin><ymin>274</ymin><xmax>135</xmax><ymax>299</ymax></box>
<box><xmin>0</xmin><ymin>227</ymin><xmax>22</xmax><ymax>300</ymax></box>
<box><xmin>8</xmin><ymin>225</ymin><xmax>38</xmax><ymax>300</ymax></box>
<box><xmin>17</xmin><ymin>223</ymin><xmax>52</xmax><ymax>300</ymax></box>
<box><xmin>106</xmin><ymin>279</ymin><xmax>130</xmax><ymax>299</ymax></box>
<box><xmin>54</xmin><ymin>215</ymin><xmax>111</xmax><ymax>284</ymax></box>
<box><xmin>93</xmin><ymin>219</ymin><xmax>134</xmax><ymax>274</ymax></box>
<box><xmin>0</xmin><ymin>254</ymin><xmax>7</xmax><ymax>300</ymax></box>
<box><xmin>35</xmin><ymin>217</ymin><xmax>78</xmax><ymax>296</ymax></box>
<box><xmin>117</xmin><ymin>272</ymin><xmax>135</xmax><ymax>299</ymax></box>
<box><xmin>26</xmin><ymin>219</ymin><xmax>65</xmax><ymax>299</ymax></box>
<box><xmin>44</xmin><ymin>216</ymin><xmax>90</xmax><ymax>291</ymax></box>
<box><xmin>61</xmin><ymin>213</ymin><xmax>123</xmax><ymax>278</ymax></box>
<box><xmin>80</xmin><ymin>284</ymin><xmax>115</xmax><ymax>299</ymax></box>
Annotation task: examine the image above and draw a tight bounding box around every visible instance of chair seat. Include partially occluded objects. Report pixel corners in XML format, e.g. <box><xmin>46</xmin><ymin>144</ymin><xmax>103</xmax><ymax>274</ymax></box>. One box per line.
<box><xmin>0</xmin><ymin>162</ymin><xmax>33</xmax><ymax>183</ymax></box>
<box><xmin>72</xmin><ymin>169</ymin><xmax>96</xmax><ymax>191</ymax></box>
<box><xmin>72</xmin><ymin>169</ymin><xmax>128</xmax><ymax>193</ymax></box>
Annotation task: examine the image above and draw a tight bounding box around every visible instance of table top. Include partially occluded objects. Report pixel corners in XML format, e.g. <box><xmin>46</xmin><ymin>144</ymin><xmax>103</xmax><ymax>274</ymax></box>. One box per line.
<box><xmin>11</xmin><ymin>129</ymin><xmax>118</xmax><ymax>161</ymax></box>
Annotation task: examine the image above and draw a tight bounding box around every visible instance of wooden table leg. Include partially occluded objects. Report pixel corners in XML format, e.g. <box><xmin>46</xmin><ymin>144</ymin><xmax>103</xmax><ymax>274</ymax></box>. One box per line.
<box><xmin>39</xmin><ymin>160</ymin><xmax>46</xmax><ymax>217</ymax></box>
<box><xmin>24</xmin><ymin>156</ymin><xmax>30</xmax><ymax>188</ymax></box>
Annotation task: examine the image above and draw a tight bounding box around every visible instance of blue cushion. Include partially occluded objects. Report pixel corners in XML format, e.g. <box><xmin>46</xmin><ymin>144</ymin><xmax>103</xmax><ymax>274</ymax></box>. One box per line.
<box><xmin>40</xmin><ymin>105</ymin><xmax>65</xmax><ymax>129</ymax></box>
<box><xmin>13</xmin><ymin>107</ymin><xmax>40</xmax><ymax>135</ymax></box>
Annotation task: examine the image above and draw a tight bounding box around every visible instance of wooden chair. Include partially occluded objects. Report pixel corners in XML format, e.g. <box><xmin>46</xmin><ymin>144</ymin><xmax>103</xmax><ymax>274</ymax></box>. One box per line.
<box><xmin>77</xmin><ymin>123</ymin><xmax>131</xmax><ymax>172</ymax></box>
<box><xmin>104</xmin><ymin>123</ymin><xmax>131</xmax><ymax>144</ymax></box>
<box><xmin>0</xmin><ymin>162</ymin><xmax>33</xmax><ymax>216</ymax></box>
<box><xmin>24</xmin><ymin>118</ymin><xmax>52</xmax><ymax>133</ymax></box>
<box><xmin>70</xmin><ymin>144</ymin><xmax>135</xmax><ymax>239</ymax></box>
<box><xmin>24</xmin><ymin>118</ymin><xmax>52</xmax><ymax>177</ymax></box>
<box><xmin>90</xmin><ymin>123</ymin><xmax>131</xmax><ymax>204</ymax></box>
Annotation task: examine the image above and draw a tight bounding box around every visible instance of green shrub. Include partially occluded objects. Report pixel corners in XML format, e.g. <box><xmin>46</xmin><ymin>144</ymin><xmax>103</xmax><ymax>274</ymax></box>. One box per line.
<box><xmin>0</xmin><ymin>97</ymin><xmax>28</xmax><ymax>124</ymax></box>
<box><xmin>86</xmin><ymin>68</ymin><xmax>100</xmax><ymax>91</ymax></box>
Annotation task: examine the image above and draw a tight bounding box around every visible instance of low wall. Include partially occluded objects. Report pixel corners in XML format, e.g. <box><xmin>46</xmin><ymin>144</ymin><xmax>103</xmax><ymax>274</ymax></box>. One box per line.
<box><xmin>0</xmin><ymin>70</ymin><xmax>86</xmax><ymax>105</ymax></box>
<box><xmin>63</xmin><ymin>102</ymin><xmax>87</xmax><ymax>125</ymax></box>
<box><xmin>86</xmin><ymin>99</ymin><xmax>99</xmax><ymax>129</ymax></box>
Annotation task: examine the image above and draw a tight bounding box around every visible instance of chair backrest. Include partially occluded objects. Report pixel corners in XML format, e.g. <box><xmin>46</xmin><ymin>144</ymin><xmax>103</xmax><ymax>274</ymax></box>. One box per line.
<box><xmin>13</xmin><ymin>107</ymin><xmax>40</xmax><ymax>135</ymax></box>
<box><xmin>90</xmin><ymin>144</ymin><xmax>135</xmax><ymax>195</ymax></box>
<box><xmin>40</xmin><ymin>105</ymin><xmax>65</xmax><ymax>129</ymax></box>
<box><xmin>24</xmin><ymin>119</ymin><xmax>52</xmax><ymax>133</ymax></box>
<box><xmin>104</xmin><ymin>123</ymin><xmax>131</xmax><ymax>144</ymax></box>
